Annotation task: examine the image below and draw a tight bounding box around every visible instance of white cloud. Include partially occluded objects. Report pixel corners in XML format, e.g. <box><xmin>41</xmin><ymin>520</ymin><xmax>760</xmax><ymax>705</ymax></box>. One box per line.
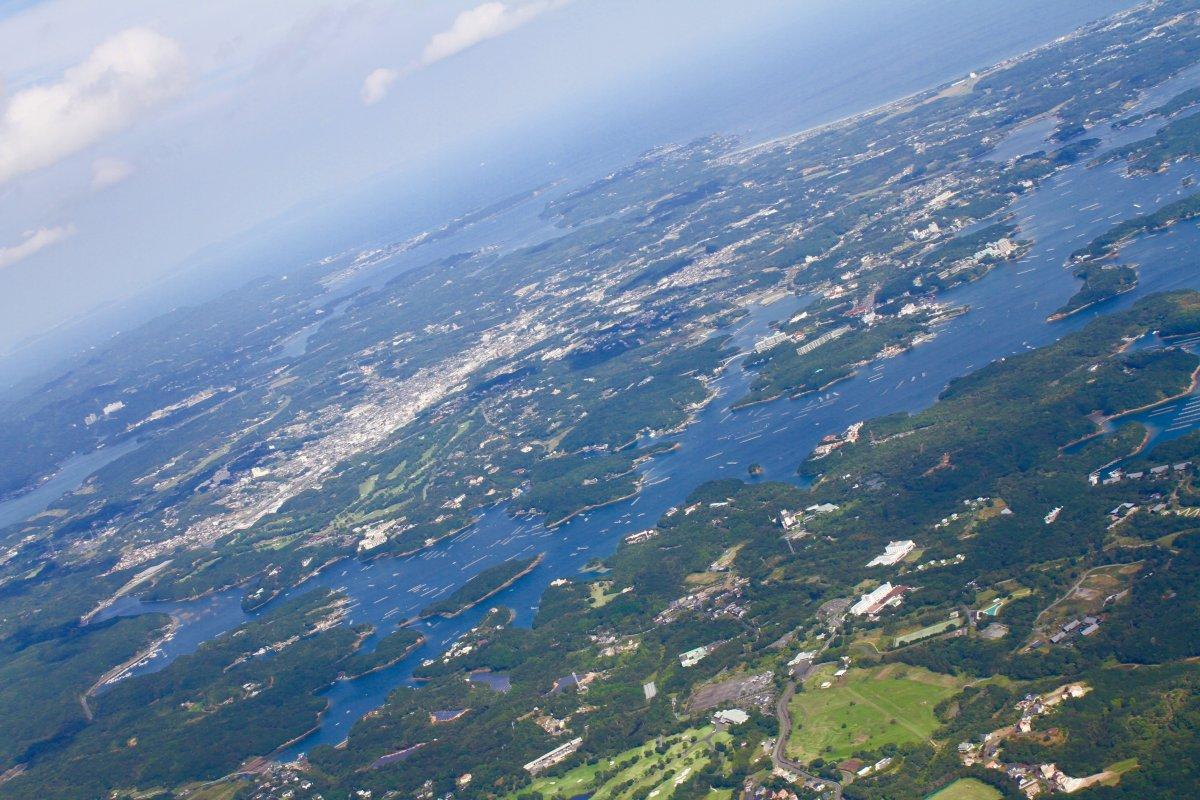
<box><xmin>356</xmin><ymin>1</ymin><xmax>566</xmax><ymax>104</ymax></box>
<box><xmin>360</xmin><ymin>67</ymin><xmax>398</xmax><ymax>106</ymax></box>
<box><xmin>0</xmin><ymin>27</ymin><xmax>187</xmax><ymax>185</ymax></box>
<box><xmin>0</xmin><ymin>225</ymin><xmax>74</xmax><ymax>271</ymax></box>
<box><xmin>421</xmin><ymin>1</ymin><xmax>566</xmax><ymax>67</ymax></box>
<box><xmin>91</xmin><ymin>157</ymin><xmax>134</xmax><ymax>190</ymax></box>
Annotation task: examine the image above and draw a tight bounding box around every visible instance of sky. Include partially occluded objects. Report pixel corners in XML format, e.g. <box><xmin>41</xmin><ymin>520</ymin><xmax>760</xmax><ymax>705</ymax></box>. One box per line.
<box><xmin>0</xmin><ymin>0</ymin><xmax>1137</xmax><ymax>370</ymax></box>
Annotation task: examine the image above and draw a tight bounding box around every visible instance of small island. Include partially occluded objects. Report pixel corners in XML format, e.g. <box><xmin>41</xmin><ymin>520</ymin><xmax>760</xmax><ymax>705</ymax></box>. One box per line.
<box><xmin>1052</xmin><ymin>192</ymin><xmax>1200</xmax><ymax>319</ymax></box>
<box><xmin>419</xmin><ymin>554</ymin><xmax>543</xmax><ymax>618</ymax></box>
<box><xmin>747</xmin><ymin>462</ymin><xmax>764</xmax><ymax>477</ymax></box>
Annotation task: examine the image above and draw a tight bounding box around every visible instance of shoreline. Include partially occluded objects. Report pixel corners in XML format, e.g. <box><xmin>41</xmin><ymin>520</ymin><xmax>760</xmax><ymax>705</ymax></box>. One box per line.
<box><xmin>721</xmin><ymin>3</ymin><xmax>1113</xmax><ymax>163</ymax></box>
<box><xmin>340</xmin><ymin>634</ymin><xmax>427</xmax><ymax>681</ymax></box>
<box><xmin>1060</xmin><ymin>364</ymin><xmax>1200</xmax><ymax>454</ymax></box>
<box><xmin>415</xmin><ymin>552</ymin><xmax>545</xmax><ymax>621</ymax></box>
<box><xmin>1047</xmin><ymin>279</ymin><xmax>1139</xmax><ymax>323</ymax></box>
<box><xmin>544</xmin><ymin>483</ymin><xmax>642</xmax><ymax>529</ymax></box>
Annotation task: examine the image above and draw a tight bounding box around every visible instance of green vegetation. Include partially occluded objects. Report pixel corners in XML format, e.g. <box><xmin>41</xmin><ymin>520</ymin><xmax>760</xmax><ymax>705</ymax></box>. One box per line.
<box><xmin>1051</xmin><ymin>262</ymin><xmax>1138</xmax><ymax>320</ymax></box>
<box><xmin>787</xmin><ymin>665</ymin><xmax>966</xmax><ymax>763</ymax></box>
<box><xmin>4</xmin><ymin>7</ymin><xmax>1200</xmax><ymax>800</ymax></box>
<box><xmin>1117</xmin><ymin>86</ymin><xmax>1200</xmax><ymax>127</ymax></box>
<box><xmin>0</xmin><ymin>590</ymin><xmax>366</xmax><ymax>800</ymax></box>
<box><xmin>999</xmin><ymin>666</ymin><xmax>1199</xmax><ymax>799</ymax></box>
<box><xmin>894</xmin><ymin>619</ymin><xmax>961</xmax><ymax>648</ymax></box>
<box><xmin>0</xmin><ymin>612</ymin><xmax>169</xmax><ymax>768</ymax></box>
<box><xmin>1102</xmin><ymin>107</ymin><xmax>1200</xmax><ymax>173</ymax></box>
<box><xmin>511</xmin><ymin>448</ymin><xmax>667</xmax><ymax>527</ymax></box>
<box><xmin>1047</xmin><ymin>194</ymin><xmax>1200</xmax><ymax>319</ymax></box>
<box><xmin>420</xmin><ymin>555</ymin><xmax>541</xmax><ymax>618</ymax></box>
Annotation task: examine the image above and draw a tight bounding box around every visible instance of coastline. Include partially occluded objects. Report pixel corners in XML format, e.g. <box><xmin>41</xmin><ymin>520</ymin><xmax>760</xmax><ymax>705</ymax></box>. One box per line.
<box><xmin>340</xmin><ymin>633</ymin><xmax>427</xmax><ymax>681</ymax></box>
<box><xmin>1060</xmin><ymin>364</ymin><xmax>1200</xmax><ymax>454</ymax></box>
<box><xmin>415</xmin><ymin>552</ymin><xmax>545</xmax><ymax>621</ymax></box>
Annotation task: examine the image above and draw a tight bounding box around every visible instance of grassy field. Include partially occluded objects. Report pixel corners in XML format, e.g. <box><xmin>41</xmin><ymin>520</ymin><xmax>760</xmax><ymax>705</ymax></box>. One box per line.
<box><xmin>588</xmin><ymin>580</ymin><xmax>619</xmax><ymax>608</ymax></box>
<box><xmin>925</xmin><ymin>778</ymin><xmax>1003</xmax><ymax>800</ymax></box>
<box><xmin>787</xmin><ymin>664</ymin><xmax>966</xmax><ymax>762</ymax></box>
<box><xmin>1099</xmin><ymin>757</ymin><xmax>1139</xmax><ymax>787</ymax></box>
<box><xmin>514</xmin><ymin>726</ymin><xmax>732</xmax><ymax>800</ymax></box>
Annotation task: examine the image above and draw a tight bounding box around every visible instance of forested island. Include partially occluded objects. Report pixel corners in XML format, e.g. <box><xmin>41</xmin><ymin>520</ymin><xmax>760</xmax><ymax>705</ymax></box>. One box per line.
<box><xmin>419</xmin><ymin>555</ymin><xmax>543</xmax><ymax>619</ymax></box>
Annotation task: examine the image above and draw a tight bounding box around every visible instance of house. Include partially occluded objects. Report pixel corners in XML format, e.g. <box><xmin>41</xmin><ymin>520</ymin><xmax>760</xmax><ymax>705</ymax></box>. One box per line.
<box><xmin>679</xmin><ymin>646</ymin><xmax>710</xmax><ymax>667</ymax></box>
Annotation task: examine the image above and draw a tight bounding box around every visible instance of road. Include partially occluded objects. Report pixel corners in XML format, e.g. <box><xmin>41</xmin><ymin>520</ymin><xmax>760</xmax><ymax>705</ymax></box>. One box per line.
<box><xmin>772</xmin><ymin>660</ymin><xmax>844</xmax><ymax>800</ymax></box>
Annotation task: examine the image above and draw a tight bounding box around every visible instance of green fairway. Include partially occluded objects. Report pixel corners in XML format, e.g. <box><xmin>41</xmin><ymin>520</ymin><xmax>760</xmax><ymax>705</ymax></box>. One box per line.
<box><xmin>787</xmin><ymin>664</ymin><xmax>966</xmax><ymax>763</ymax></box>
<box><xmin>513</xmin><ymin>726</ymin><xmax>731</xmax><ymax>800</ymax></box>
<box><xmin>926</xmin><ymin>778</ymin><xmax>1003</xmax><ymax>800</ymax></box>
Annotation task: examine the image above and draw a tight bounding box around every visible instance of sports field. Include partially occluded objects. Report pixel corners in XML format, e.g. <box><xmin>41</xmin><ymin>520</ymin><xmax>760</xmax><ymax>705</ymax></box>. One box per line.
<box><xmin>787</xmin><ymin>663</ymin><xmax>966</xmax><ymax>762</ymax></box>
<box><xmin>925</xmin><ymin>778</ymin><xmax>1003</xmax><ymax>800</ymax></box>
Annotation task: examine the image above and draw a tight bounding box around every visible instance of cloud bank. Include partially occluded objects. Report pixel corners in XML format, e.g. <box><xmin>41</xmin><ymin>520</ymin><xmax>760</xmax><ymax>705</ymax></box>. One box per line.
<box><xmin>0</xmin><ymin>27</ymin><xmax>187</xmax><ymax>185</ymax></box>
<box><xmin>360</xmin><ymin>67</ymin><xmax>398</xmax><ymax>105</ymax></box>
<box><xmin>421</xmin><ymin>1</ymin><xmax>566</xmax><ymax>67</ymax></box>
<box><xmin>0</xmin><ymin>226</ymin><xmax>74</xmax><ymax>271</ymax></box>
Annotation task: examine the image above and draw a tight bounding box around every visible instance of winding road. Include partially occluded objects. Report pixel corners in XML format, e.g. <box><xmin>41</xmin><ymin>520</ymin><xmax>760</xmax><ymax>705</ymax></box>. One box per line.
<box><xmin>771</xmin><ymin>650</ymin><xmax>844</xmax><ymax>800</ymax></box>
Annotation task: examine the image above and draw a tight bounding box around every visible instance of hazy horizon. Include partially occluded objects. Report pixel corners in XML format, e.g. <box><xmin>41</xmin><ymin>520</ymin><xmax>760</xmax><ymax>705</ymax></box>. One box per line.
<box><xmin>0</xmin><ymin>0</ymin><xmax>1134</xmax><ymax>383</ymax></box>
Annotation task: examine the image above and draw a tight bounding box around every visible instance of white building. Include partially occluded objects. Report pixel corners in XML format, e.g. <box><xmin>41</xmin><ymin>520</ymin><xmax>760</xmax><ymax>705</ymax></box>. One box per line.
<box><xmin>713</xmin><ymin>708</ymin><xmax>750</xmax><ymax>726</ymax></box>
<box><xmin>679</xmin><ymin>645</ymin><xmax>710</xmax><ymax>667</ymax></box>
<box><xmin>523</xmin><ymin>737</ymin><xmax>584</xmax><ymax>774</ymax></box>
<box><xmin>866</xmin><ymin>540</ymin><xmax>916</xmax><ymax>567</ymax></box>
<box><xmin>754</xmin><ymin>331</ymin><xmax>789</xmax><ymax>353</ymax></box>
<box><xmin>850</xmin><ymin>582</ymin><xmax>906</xmax><ymax>616</ymax></box>
<box><xmin>788</xmin><ymin>650</ymin><xmax>817</xmax><ymax>668</ymax></box>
